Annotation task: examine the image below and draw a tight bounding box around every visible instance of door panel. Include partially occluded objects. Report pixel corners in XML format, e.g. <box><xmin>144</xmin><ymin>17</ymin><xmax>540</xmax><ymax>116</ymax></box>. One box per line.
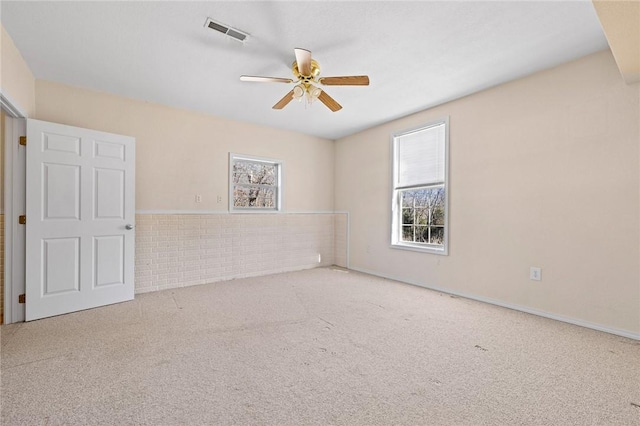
<box><xmin>94</xmin><ymin>235</ymin><xmax>125</xmax><ymax>287</ymax></box>
<box><xmin>95</xmin><ymin>140</ymin><xmax>125</xmax><ymax>160</ymax></box>
<box><xmin>95</xmin><ymin>168</ymin><xmax>124</xmax><ymax>219</ymax></box>
<box><xmin>43</xmin><ymin>238</ymin><xmax>80</xmax><ymax>295</ymax></box>
<box><xmin>43</xmin><ymin>132</ymin><xmax>81</xmax><ymax>155</ymax></box>
<box><xmin>26</xmin><ymin>119</ymin><xmax>135</xmax><ymax>321</ymax></box>
<box><xmin>43</xmin><ymin>163</ymin><xmax>81</xmax><ymax>220</ymax></box>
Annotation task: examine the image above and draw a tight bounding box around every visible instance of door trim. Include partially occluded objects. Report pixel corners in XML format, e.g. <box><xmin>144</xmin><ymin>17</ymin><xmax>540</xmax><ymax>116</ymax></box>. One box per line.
<box><xmin>2</xmin><ymin>92</ymin><xmax>27</xmax><ymax>324</ymax></box>
<box><xmin>1</xmin><ymin>92</ymin><xmax>27</xmax><ymax>120</ymax></box>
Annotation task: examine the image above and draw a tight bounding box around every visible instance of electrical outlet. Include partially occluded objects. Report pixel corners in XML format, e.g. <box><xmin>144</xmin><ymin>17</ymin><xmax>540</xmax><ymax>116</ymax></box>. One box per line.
<box><xmin>217</xmin><ymin>195</ymin><xmax>222</xmax><ymax>203</ymax></box>
<box><xmin>530</xmin><ymin>267</ymin><xmax>541</xmax><ymax>281</ymax></box>
<box><xmin>195</xmin><ymin>194</ymin><xmax>202</xmax><ymax>203</ymax></box>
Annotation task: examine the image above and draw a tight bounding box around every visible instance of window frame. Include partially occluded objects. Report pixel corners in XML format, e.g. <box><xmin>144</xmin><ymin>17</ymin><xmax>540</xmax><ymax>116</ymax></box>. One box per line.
<box><xmin>390</xmin><ymin>117</ymin><xmax>449</xmax><ymax>255</ymax></box>
<box><xmin>229</xmin><ymin>153</ymin><xmax>283</xmax><ymax>213</ymax></box>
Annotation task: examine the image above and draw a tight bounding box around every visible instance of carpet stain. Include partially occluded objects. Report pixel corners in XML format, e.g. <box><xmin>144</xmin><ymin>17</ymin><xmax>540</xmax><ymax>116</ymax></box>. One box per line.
<box><xmin>366</xmin><ymin>301</ymin><xmax>385</xmax><ymax>309</ymax></box>
<box><xmin>318</xmin><ymin>317</ymin><xmax>335</xmax><ymax>327</ymax></box>
<box><xmin>474</xmin><ymin>345</ymin><xmax>488</xmax><ymax>352</ymax></box>
<box><xmin>171</xmin><ymin>294</ymin><xmax>182</xmax><ymax>310</ymax></box>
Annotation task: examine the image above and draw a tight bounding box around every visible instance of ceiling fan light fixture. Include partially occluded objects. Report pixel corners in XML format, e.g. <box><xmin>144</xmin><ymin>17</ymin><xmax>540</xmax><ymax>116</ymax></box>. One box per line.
<box><xmin>293</xmin><ymin>84</ymin><xmax>305</xmax><ymax>100</ymax></box>
<box><xmin>305</xmin><ymin>85</ymin><xmax>321</xmax><ymax>104</ymax></box>
<box><xmin>308</xmin><ymin>85</ymin><xmax>322</xmax><ymax>99</ymax></box>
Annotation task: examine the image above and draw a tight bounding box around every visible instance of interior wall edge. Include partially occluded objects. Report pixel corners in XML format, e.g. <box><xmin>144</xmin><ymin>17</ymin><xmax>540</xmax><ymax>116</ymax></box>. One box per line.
<box><xmin>349</xmin><ymin>266</ymin><xmax>640</xmax><ymax>341</ymax></box>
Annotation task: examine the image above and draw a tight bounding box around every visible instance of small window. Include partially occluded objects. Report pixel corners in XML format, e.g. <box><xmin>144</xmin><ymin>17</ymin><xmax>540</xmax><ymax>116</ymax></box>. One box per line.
<box><xmin>229</xmin><ymin>153</ymin><xmax>282</xmax><ymax>211</ymax></box>
<box><xmin>391</xmin><ymin>118</ymin><xmax>449</xmax><ymax>254</ymax></box>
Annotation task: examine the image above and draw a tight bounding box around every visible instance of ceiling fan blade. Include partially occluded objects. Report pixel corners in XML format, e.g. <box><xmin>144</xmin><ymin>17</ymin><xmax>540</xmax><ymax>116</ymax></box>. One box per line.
<box><xmin>273</xmin><ymin>90</ymin><xmax>295</xmax><ymax>110</ymax></box>
<box><xmin>317</xmin><ymin>90</ymin><xmax>342</xmax><ymax>112</ymax></box>
<box><xmin>240</xmin><ymin>75</ymin><xmax>293</xmax><ymax>83</ymax></box>
<box><xmin>319</xmin><ymin>75</ymin><xmax>370</xmax><ymax>86</ymax></box>
<box><xmin>294</xmin><ymin>48</ymin><xmax>312</xmax><ymax>76</ymax></box>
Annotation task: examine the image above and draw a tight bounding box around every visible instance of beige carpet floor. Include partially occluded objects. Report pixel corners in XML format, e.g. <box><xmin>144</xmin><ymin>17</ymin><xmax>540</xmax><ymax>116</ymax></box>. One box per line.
<box><xmin>1</xmin><ymin>268</ymin><xmax>639</xmax><ymax>425</ymax></box>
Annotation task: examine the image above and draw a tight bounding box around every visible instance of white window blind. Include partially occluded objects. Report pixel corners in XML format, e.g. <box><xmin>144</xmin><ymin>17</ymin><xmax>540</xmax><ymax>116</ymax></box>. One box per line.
<box><xmin>396</xmin><ymin>123</ymin><xmax>445</xmax><ymax>188</ymax></box>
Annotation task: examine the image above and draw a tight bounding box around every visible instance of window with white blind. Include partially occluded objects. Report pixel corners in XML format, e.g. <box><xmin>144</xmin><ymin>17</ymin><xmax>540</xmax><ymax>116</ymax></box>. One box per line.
<box><xmin>229</xmin><ymin>153</ymin><xmax>282</xmax><ymax>212</ymax></box>
<box><xmin>391</xmin><ymin>118</ymin><xmax>449</xmax><ymax>254</ymax></box>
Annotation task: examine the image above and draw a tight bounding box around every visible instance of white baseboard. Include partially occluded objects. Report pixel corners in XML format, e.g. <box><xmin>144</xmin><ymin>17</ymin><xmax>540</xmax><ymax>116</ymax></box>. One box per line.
<box><xmin>349</xmin><ymin>266</ymin><xmax>640</xmax><ymax>341</ymax></box>
<box><xmin>134</xmin><ymin>264</ymin><xmax>324</xmax><ymax>295</ymax></box>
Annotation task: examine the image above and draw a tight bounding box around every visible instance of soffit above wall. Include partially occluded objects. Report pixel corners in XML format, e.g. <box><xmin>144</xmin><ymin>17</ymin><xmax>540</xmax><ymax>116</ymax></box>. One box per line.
<box><xmin>593</xmin><ymin>0</ymin><xmax>640</xmax><ymax>84</ymax></box>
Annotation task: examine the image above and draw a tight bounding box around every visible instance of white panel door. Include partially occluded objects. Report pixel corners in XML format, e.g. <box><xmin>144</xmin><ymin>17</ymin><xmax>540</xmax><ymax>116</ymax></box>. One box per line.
<box><xmin>25</xmin><ymin>119</ymin><xmax>135</xmax><ymax>321</ymax></box>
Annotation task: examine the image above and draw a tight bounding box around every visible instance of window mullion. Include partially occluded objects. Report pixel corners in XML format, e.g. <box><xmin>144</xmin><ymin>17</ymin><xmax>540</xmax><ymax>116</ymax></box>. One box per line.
<box><xmin>395</xmin><ymin>182</ymin><xmax>444</xmax><ymax>191</ymax></box>
<box><xmin>234</xmin><ymin>183</ymin><xmax>276</xmax><ymax>190</ymax></box>
<box><xmin>412</xmin><ymin>196</ymin><xmax>416</xmax><ymax>243</ymax></box>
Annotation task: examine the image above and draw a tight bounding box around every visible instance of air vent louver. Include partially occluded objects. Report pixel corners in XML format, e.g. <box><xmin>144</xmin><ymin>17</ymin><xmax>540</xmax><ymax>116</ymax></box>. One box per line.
<box><xmin>204</xmin><ymin>18</ymin><xmax>249</xmax><ymax>43</ymax></box>
<box><xmin>207</xmin><ymin>21</ymin><xmax>228</xmax><ymax>34</ymax></box>
<box><xmin>226</xmin><ymin>29</ymin><xmax>247</xmax><ymax>42</ymax></box>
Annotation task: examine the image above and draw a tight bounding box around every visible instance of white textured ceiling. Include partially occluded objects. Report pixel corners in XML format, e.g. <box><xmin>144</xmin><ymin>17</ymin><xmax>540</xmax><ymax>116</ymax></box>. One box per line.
<box><xmin>1</xmin><ymin>1</ymin><xmax>608</xmax><ymax>140</ymax></box>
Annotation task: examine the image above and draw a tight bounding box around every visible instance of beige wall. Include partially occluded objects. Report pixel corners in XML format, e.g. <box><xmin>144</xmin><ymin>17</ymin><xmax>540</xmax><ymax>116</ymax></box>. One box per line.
<box><xmin>35</xmin><ymin>80</ymin><xmax>335</xmax><ymax>212</ymax></box>
<box><xmin>0</xmin><ymin>25</ymin><xmax>36</xmax><ymax>116</ymax></box>
<box><xmin>335</xmin><ymin>50</ymin><xmax>640</xmax><ymax>336</ymax></box>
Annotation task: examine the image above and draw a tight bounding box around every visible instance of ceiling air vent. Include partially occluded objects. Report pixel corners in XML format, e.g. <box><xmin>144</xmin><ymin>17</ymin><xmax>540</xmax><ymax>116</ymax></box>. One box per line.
<box><xmin>204</xmin><ymin>18</ymin><xmax>248</xmax><ymax>43</ymax></box>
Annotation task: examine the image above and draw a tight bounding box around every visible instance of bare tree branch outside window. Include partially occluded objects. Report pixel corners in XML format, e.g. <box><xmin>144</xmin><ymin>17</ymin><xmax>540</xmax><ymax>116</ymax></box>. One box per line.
<box><xmin>232</xmin><ymin>158</ymin><xmax>279</xmax><ymax>209</ymax></box>
<box><xmin>400</xmin><ymin>186</ymin><xmax>445</xmax><ymax>246</ymax></box>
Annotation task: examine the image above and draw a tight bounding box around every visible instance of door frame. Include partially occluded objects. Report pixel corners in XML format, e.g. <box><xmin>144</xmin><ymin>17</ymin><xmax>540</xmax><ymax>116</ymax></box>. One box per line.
<box><xmin>2</xmin><ymin>92</ymin><xmax>28</xmax><ymax>324</ymax></box>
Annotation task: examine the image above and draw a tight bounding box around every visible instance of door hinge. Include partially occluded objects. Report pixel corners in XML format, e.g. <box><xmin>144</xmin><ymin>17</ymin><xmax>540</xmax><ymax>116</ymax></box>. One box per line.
<box><xmin>19</xmin><ymin>136</ymin><xmax>26</xmax><ymax>146</ymax></box>
<box><xmin>18</xmin><ymin>215</ymin><xmax>26</xmax><ymax>225</ymax></box>
<box><xmin>18</xmin><ymin>294</ymin><xmax>25</xmax><ymax>304</ymax></box>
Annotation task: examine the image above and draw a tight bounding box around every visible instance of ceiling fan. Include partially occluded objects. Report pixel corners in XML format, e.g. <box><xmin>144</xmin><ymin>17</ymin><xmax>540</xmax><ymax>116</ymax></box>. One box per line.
<box><xmin>240</xmin><ymin>48</ymin><xmax>369</xmax><ymax>112</ymax></box>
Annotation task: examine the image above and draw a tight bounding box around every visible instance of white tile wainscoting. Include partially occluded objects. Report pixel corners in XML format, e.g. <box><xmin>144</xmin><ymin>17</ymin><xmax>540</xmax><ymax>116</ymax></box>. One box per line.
<box><xmin>134</xmin><ymin>212</ymin><xmax>348</xmax><ymax>294</ymax></box>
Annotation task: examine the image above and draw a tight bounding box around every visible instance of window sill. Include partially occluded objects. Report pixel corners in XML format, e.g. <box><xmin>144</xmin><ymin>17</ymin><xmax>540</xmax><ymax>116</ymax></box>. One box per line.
<box><xmin>390</xmin><ymin>242</ymin><xmax>448</xmax><ymax>256</ymax></box>
<box><xmin>229</xmin><ymin>209</ymin><xmax>281</xmax><ymax>214</ymax></box>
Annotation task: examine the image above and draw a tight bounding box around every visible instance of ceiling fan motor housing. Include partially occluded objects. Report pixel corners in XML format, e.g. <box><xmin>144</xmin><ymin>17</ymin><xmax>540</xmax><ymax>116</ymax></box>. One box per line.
<box><xmin>293</xmin><ymin>59</ymin><xmax>321</xmax><ymax>84</ymax></box>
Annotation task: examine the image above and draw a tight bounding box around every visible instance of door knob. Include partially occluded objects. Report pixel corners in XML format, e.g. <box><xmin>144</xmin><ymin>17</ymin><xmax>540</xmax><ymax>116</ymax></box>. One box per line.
<box><xmin>125</xmin><ymin>224</ymin><xmax>135</xmax><ymax>230</ymax></box>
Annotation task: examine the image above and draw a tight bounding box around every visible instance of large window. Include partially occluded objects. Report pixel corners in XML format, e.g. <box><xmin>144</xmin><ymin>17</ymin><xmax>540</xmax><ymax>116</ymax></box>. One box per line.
<box><xmin>391</xmin><ymin>118</ymin><xmax>449</xmax><ymax>254</ymax></box>
<box><xmin>229</xmin><ymin>154</ymin><xmax>282</xmax><ymax>211</ymax></box>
